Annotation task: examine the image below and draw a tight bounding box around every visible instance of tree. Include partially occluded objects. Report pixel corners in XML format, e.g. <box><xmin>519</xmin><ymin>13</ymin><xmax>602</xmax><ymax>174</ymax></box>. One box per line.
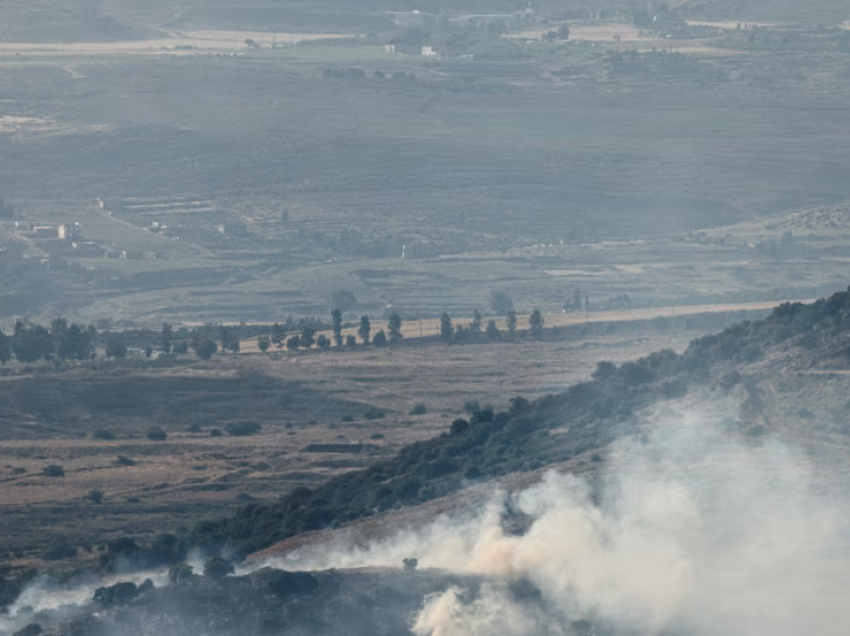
<box><xmin>345</xmin><ymin>334</ymin><xmax>357</xmax><ymax>347</ymax></box>
<box><xmin>0</xmin><ymin>328</ymin><xmax>11</xmax><ymax>365</ymax></box>
<box><xmin>373</xmin><ymin>329</ymin><xmax>387</xmax><ymax>346</ymax></box>
<box><xmin>506</xmin><ymin>309</ymin><xmax>517</xmax><ymax>339</ymax></box>
<box><xmin>358</xmin><ymin>315</ymin><xmax>371</xmax><ymax>345</ymax></box>
<box><xmin>160</xmin><ymin>322</ymin><xmax>173</xmax><ymax>354</ymax></box>
<box><xmin>469</xmin><ymin>310</ymin><xmax>482</xmax><ymax>339</ymax></box>
<box><xmin>317</xmin><ymin>334</ymin><xmax>331</xmax><ymax>350</ymax></box>
<box><xmin>59</xmin><ymin>323</ymin><xmax>94</xmax><ymax>360</ymax></box>
<box><xmin>218</xmin><ymin>326</ymin><xmax>240</xmax><ymax>354</ymax></box>
<box><xmin>300</xmin><ymin>326</ymin><xmax>316</xmax><ymax>350</ymax></box>
<box><xmin>204</xmin><ymin>557</ymin><xmax>234</xmax><ymax>580</ymax></box>
<box><xmin>191</xmin><ymin>337</ymin><xmax>218</xmax><ymax>360</ymax></box>
<box><xmin>387</xmin><ymin>312</ymin><xmax>402</xmax><ymax>341</ymax></box>
<box><xmin>257</xmin><ymin>335</ymin><xmax>270</xmax><ymax>353</ymax></box>
<box><xmin>529</xmin><ymin>308</ymin><xmax>545</xmax><ymax>338</ymax></box>
<box><xmin>490</xmin><ymin>291</ymin><xmax>514</xmax><ymax>316</ymax></box>
<box><xmin>105</xmin><ymin>338</ymin><xmax>127</xmax><ymax>359</ymax></box>
<box><xmin>13</xmin><ymin>321</ymin><xmax>53</xmax><ymax>362</ymax></box>
<box><xmin>558</xmin><ymin>24</ymin><xmax>570</xmax><ymax>40</ymax></box>
<box><xmin>50</xmin><ymin>317</ymin><xmax>69</xmax><ymax>357</ymax></box>
<box><xmin>271</xmin><ymin>323</ymin><xmax>286</xmax><ymax>351</ymax></box>
<box><xmin>85</xmin><ymin>489</ymin><xmax>104</xmax><ymax>504</ymax></box>
<box><xmin>286</xmin><ymin>335</ymin><xmax>301</xmax><ymax>351</ymax></box>
<box><xmin>173</xmin><ymin>341</ymin><xmax>189</xmax><ymax>355</ymax></box>
<box><xmin>168</xmin><ymin>562</ymin><xmax>194</xmax><ymax>584</ymax></box>
<box><xmin>331</xmin><ymin>309</ymin><xmax>343</xmax><ymax>347</ymax></box>
<box><xmin>439</xmin><ymin>313</ymin><xmax>453</xmax><ymax>342</ymax></box>
<box><xmin>485</xmin><ymin>319</ymin><xmax>500</xmax><ymax>341</ymax></box>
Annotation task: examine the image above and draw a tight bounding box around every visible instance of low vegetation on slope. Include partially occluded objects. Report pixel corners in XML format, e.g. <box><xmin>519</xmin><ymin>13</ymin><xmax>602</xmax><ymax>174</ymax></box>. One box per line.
<box><xmin>192</xmin><ymin>287</ymin><xmax>850</xmax><ymax>557</ymax></box>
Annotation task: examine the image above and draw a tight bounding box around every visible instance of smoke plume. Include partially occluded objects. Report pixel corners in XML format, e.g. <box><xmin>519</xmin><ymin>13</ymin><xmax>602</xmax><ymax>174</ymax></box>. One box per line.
<box><xmin>269</xmin><ymin>405</ymin><xmax>850</xmax><ymax>636</ymax></box>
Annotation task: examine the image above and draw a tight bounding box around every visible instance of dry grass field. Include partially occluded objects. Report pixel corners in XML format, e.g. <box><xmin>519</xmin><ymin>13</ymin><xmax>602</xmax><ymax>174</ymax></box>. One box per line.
<box><xmin>0</xmin><ymin>324</ymin><xmax>696</xmax><ymax>556</ymax></box>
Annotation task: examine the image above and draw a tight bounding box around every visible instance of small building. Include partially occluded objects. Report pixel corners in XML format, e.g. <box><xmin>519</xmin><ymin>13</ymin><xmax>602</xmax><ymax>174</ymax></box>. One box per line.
<box><xmin>384</xmin><ymin>44</ymin><xmax>396</xmax><ymax>54</ymax></box>
<box><xmin>422</xmin><ymin>46</ymin><xmax>441</xmax><ymax>58</ymax></box>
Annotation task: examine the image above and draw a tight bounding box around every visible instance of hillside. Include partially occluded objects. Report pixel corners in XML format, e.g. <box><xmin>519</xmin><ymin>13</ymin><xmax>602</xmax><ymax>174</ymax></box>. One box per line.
<box><xmin>191</xmin><ymin>287</ymin><xmax>850</xmax><ymax>557</ymax></box>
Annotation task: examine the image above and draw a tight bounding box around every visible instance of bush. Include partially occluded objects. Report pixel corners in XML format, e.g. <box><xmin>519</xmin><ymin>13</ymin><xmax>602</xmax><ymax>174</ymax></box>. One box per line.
<box><xmin>92</xmin><ymin>429</ymin><xmax>115</xmax><ymax>440</ymax></box>
<box><xmin>146</xmin><ymin>426</ymin><xmax>167</xmax><ymax>441</ymax></box>
<box><xmin>364</xmin><ymin>407</ymin><xmax>385</xmax><ymax>420</ymax></box>
<box><xmin>209</xmin><ymin>428</ymin><xmax>223</xmax><ymax>437</ymax></box>
<box><xmin>409</xmin><ymin>403</ymin><xmax>427</xmax><ymax>415</ymax></box>
<box><xmin>341</xmin><ymin>415</ymin><xmax>355</xmax><ymax>422</ymax></box>
<box><xmin>113</xmin><ymin>455</ymin><xmax>135</xmax><ymax>467</ymax></box>
<box><xmin>42</xmin><ymin>465</ymin><xmax>64</xmax><ymax>477</ymax></box>
<box><xmin>225</xmin><ymin>421</ymin><xmax>262</xmax><ymax>437</ymax></box>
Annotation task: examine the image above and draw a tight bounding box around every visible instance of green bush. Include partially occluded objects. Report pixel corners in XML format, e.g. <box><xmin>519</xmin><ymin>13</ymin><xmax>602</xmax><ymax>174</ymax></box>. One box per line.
<box><xmin>92</xmin><ymin>429</ymin><xmax>115</xmax><ymax>440</ymax></box>
<box><xmin>409</xmin><ymin>404</ymin><xmax>427</xmax><ymax>415</ymax></box>
<box><xmin>364</xmin><ymin>407</ymin><xmax>385</xmax><ymax>420</ymax></box>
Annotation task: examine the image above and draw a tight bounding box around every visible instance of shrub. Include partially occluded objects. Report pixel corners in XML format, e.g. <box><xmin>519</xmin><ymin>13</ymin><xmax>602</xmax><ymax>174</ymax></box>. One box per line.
<box><xmin>225</xmin><ymin>421</ymin><xmax>262</xmax><ymax>437</ymax></box>
<box><xmin>341</xmin><ymin>415</ymin><xmax>355</xmax><ymax>422</ymax></box>
<box><xmin>409</xmin><ymin>404</ymin><xmax>427</xmax><ymax>415</ymax></box>
<box><xmin>146</xmin><ymin>426</ymin><xmax>167</xmax><ymax>441</ymax></box>
<box><xmin>113</xmin><ymin>455</ymin><xmax>135</xmax><ymax>467</ymax></box>
<box><xmin>209</xmin><ymin>428</ymin><xmax>223</xmax><ymax>437</ymax></box>
<box><xmin>85</xmin><ymin>489</ymin><xmax>104</xmax><ymax>504</ymax></box>
<box><xmin>364</xmin><ymin>407</ymin><xmax>385</xmax><ymax>420</ymax></box>
<box><xmin>42</xmin><ymin>465</ymin><xmax>64</xmax><ymax>477</ymax></box>
<box><xmin>92</xmin><ymin>429</ymin><xmax>115</xmax><ymax>440</ymax></box>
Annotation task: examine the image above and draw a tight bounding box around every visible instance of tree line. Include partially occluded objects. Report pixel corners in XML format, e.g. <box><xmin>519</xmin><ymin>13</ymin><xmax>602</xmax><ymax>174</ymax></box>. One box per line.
<box><xmin>0</xmin><ymin>295</ymin><xmax>552</xmax><ymax>365</ymax></box>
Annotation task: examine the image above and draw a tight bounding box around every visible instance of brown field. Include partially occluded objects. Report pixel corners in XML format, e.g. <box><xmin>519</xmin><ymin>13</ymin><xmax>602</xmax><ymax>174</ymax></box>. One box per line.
<box><xmin>0</xmin><ymin>30</ymin><xmax>351</xmax><ymax>55</ymax></box>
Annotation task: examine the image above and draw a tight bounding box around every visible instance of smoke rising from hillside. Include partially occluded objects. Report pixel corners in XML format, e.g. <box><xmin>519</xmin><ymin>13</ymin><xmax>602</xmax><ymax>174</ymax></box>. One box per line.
<box><xmin>270</xmin><ymin>407</ymin><xmax>850</xmax><ymax>636</ymax></box>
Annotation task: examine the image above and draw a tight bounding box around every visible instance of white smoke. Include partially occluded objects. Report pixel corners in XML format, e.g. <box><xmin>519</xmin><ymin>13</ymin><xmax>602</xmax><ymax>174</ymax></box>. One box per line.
<box><xmin>267</xmin><ymin>405</ymin><xmax>850</xmax><ymax>636</ymax></box>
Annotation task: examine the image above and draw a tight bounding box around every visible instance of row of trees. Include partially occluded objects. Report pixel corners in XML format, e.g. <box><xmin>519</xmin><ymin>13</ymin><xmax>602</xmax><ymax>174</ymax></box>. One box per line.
<box><xmin>439</xmin><ymin>308</ymin><xmax>545</xmax><ymax>343</ymax></box>
<box><xmin>0</xmin><ymin>305</ymin><xmax>550</xmax><ymax>365</ymax></box>
<box><xmin>253</xmin><ymin>306</ymin><xmax>549</xmax><ymax>354</ymax></box>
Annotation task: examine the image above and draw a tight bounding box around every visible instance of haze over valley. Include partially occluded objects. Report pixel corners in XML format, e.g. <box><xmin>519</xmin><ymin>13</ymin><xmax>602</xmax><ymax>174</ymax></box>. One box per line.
<box><xmin>2</xmin><ymin>1</ymin><xmax>850</xmax><ymax>635</ymax></box>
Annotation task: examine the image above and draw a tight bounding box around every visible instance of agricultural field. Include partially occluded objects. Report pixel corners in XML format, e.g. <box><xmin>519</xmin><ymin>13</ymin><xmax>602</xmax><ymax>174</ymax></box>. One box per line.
<box><xmin>1</xmin><ymin>1</ymin><xmax>850</xmax><ymax>325</ymax></box>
